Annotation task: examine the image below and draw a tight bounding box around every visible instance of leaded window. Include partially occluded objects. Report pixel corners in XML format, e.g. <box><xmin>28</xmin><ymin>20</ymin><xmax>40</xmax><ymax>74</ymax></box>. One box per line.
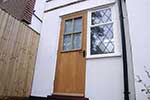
<box><xmin>90</xmin><ymin>8</ymin><xmax>115</xmax><ymax>55</ymax></box>
<box><xmin>63</xmin><ymin>17</ymin><xmax>82</xmax><ymax>51</ymax></box>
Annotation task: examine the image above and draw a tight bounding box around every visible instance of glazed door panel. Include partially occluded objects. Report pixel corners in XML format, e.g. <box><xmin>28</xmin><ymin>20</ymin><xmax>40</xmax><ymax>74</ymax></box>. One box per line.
<box><xmin>53</xmin><ymin>11</ymin><xmax>87</xmax><ymax>96</ymax></box>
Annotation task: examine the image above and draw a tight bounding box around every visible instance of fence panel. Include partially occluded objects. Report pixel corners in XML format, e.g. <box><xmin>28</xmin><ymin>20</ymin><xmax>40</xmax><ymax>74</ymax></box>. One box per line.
<box><xmin>0</xmin><ymin>9</ymin><xmax>40</xmax><ymax>99</ymax></box>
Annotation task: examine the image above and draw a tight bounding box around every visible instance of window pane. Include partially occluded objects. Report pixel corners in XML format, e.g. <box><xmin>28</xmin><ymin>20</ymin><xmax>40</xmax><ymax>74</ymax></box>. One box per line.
<box><xmin>65</xmin><ymin>19</ymin><xmax>72</xmax><ymax>34</ymax></box>
<box><xmin>73</xmin><ymin>33</ymin><xmax>81</xmax><ymax>49</ymax></box>
<box><xmin>63</xmin><ymin>35</ymin><xmax>71</xmax><ymax>51</ymax></box>
<box><xmin>90</xmin><ymin>23</ymin><xmax>114</xmax><ymax>55</ymax></box>
<box><xmin>91</xmin><ymin>8</ymin><xmax>112</xmax><ymax>25</ymax></box>
<box><xmin>74</xmin><ymin>17</ymin><xmax>82</xmax><ymax>33</ymax></box>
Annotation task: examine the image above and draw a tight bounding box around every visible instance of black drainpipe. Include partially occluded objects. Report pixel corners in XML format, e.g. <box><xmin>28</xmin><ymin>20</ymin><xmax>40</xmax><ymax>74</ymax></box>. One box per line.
<box><xmin>117</xmin><ymin>0</ymin><xmax>130</xmax><ymax>100</ymax></box>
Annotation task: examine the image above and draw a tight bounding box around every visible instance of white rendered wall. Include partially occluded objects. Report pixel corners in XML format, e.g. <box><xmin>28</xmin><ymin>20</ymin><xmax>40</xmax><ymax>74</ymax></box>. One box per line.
<box><xmin>31</xmin><ymin>1</ymin><xmax>127</xmax><ymax>100</ymax></box>
<box><xmin>31</xmin><ymin>9</ymin><xmax>61</xmax><ymax>97</ymax></box>
<box><xmin>126</xmin><ymin>0</ymin><xmax>150</xmax><ymax>100</ymax></box>
<box><xmin>86</xmin><ymin>57</ymin><xmax>124</xmax><ymax>100</ymax></box>
<box><xmin>29</xmin><ymin>0</ymin><xmax>46</xmax><ymax>33</ymax></box>
<box><xmin>45</xmin><ymin>0</ymin><xmax>78</xmax><ymax>10</ymax></box>
<box><xmin>30</xmin><ymin>15</ymin><xmax>42</xmax><ymax>33</ymax></box>
<box><xmin>34</xmin><ymin>0</ymin><xmax>46</xmax><ymax>19</ymax></box>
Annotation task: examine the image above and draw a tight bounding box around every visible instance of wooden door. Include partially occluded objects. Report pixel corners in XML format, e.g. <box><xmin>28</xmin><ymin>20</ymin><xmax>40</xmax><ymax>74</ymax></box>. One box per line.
<box><xmin>53</xmin><ymin>11</ymin><xmax>87</xmax><ymax>96</ymax></box>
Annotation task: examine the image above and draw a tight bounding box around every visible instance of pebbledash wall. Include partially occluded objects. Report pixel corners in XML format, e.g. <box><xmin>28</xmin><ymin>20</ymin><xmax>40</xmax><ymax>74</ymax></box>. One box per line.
<box><xmin>31</xmin><ymin>0</ymin><xmax>150</xmax><ymax>100</ymax></box>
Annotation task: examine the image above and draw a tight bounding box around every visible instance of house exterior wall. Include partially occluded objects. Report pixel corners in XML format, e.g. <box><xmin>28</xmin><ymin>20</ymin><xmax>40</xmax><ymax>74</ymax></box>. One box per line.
<box><xmin>45</xmin><ymin>0</ymin><xmax>79</xmax><ymax>10</ymax></box>
<box><xmin>126</xmin><ymin>0</ymin><xmax>150</xmax><ymax>100</ymax></box>
<box><xmin>29</xmin><ymin>0</ymin><xmax>46</xmax><ymax>33</ymax></box>
<box><xmin>0</xmin><ymin>0</ymin><xmax>25</xmax><ymax>20</ymax></box>
<box><xmin>86</xmin><ymin>57</ymin><xmax>124</xmax><ymax>100</ymax></box>
<box><xmin>24</xmin><ymin>0</ymin><xmax>46</xmax><ymax>33</ymax></box>
<box><xmin>31</xmin><ymin>1</ymin><xmax>136</xmax><ymax>100</ymax></box>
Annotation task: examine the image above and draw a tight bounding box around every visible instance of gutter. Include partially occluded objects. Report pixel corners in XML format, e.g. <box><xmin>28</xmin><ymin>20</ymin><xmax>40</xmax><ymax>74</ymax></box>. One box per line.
<box><xmin>44</xmin><ymin>0</ymin><xmax>87</xmax><ymax>13</ymax></box>
<box><xmin>117</xmin><ymin>0</ymin><xmax>130</xmax><ymax>100</ymax></box>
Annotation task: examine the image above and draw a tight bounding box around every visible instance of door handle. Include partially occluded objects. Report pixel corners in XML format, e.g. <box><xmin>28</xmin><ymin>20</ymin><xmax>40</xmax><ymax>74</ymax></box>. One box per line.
<box><xmin>79</xmin><ymin>50</ymin><xmax>86</xmax><ymax>57</ymax></box>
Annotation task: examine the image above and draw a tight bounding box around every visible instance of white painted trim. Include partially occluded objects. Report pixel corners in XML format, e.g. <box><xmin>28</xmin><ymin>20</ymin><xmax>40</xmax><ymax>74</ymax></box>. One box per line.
<box><xmin>90</xmin><ymin>22</ymin><xmax>113</xmax><ymax>28</ymax></box>
<box><xmin>58</xmin><ymin>1</ymin><xmax>116</xmax><ymax>17</ymax></box>
<box><xmin>86</xmin><ymin>53</ymin><xmax>122</xmax><ymax>59</ymax></box>
<box><xmin>86</xmin><ymin>3</ymin><xmax>122</xmax><ymax>59</ymax></box>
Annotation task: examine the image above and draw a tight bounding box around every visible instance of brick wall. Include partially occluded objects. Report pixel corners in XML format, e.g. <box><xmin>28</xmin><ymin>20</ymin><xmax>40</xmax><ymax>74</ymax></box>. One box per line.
<box><xmin>0</xmin><ymin>0</ymin><xmax>36</xmax><ymax>24</ymax></box>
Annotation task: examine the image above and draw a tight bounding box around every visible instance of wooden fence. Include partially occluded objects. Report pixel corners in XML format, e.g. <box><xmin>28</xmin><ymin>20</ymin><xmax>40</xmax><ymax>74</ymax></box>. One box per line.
<box><xmin>0</xmin><ymin>9</ymin><xmax>40</xmax><ymax>99</ymax></box>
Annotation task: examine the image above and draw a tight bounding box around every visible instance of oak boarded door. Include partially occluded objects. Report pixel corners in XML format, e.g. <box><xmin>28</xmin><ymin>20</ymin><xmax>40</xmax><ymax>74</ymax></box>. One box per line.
<box><xmin>53</xmin><ymin>11</ymin><xmax>87</xmax><ymax>96</ymax></box>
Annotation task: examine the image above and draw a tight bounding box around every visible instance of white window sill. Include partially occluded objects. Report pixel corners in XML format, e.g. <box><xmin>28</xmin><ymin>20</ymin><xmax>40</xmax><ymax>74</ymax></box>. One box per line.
<box><xmin>86</xmin><ymin>53</ymin><xmax>122</xmax><ymax>60</ymax></box>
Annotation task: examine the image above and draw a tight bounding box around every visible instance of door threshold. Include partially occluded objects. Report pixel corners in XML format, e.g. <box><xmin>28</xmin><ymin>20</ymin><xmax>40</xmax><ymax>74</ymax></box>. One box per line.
<box><xmin>48</xmin><ymin>94</ymin><xmax>89</xmax><ymax>100</ymax></box>
<box><xmin>52</xmin><ymin>92</ymin><xmax>84</xmax><ymax>97</ymax></box>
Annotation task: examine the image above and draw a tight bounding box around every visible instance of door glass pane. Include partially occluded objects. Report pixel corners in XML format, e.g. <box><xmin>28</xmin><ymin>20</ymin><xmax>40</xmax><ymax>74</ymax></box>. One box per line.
<box><xmin>73</xmin><ymin>33</ymin><xmax>81</xmax><ymax>49</ymax></box>
<box><xmin>63</xmin><ymin>35</ymin><xmax>71</xmax><ymax>51</ymax></box>
<box><xmin>74</xmin><ymin>17</ymin><xmax>82</xmax><ymax>33</ymax></box>
<box><xmin>65</xmin><ymin>19</ymin><xmax>72</xmax><ymax>34</ymax></box>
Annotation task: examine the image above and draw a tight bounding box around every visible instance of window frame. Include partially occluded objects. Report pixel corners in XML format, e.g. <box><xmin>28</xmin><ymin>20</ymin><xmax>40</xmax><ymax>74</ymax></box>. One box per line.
<box><xmin>86</xmin><ymin>4</ymin><xmax>122</xmax><ymax>59</ymax></box>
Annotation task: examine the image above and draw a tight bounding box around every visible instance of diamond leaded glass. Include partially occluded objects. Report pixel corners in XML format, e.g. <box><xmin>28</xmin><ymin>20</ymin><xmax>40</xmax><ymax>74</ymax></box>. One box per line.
<box><xmin>91</xmin><ymin>23</ymin><xmax>114</xmax><ymax>55</ymax></box>
<box><xmin>91</xmin><ymin>8</ymin><xmax>112</xmax><ymax>25</ymax></box>
<box><xmin>90</xmin><ymin>7</ymin><xmax>115</xmax><ymax>55</ymax></box>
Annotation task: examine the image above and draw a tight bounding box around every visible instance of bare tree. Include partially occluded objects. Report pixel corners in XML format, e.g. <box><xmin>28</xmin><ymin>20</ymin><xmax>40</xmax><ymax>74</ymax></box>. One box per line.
<box><xmin>135</xmin><ymin>66</ymin><xmax>150</xmax><ymax>100</ymax></box>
